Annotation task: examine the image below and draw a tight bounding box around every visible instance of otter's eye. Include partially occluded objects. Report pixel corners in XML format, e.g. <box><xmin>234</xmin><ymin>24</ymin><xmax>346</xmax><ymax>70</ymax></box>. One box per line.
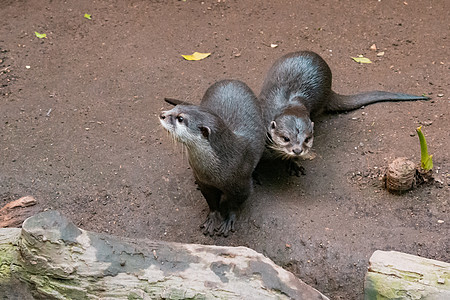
<box><xmin>304</xmin><ymin>137</ymin><xmax>311</xmax><ymax>144</ymax></box>
<box><xmin>282</xmin><ymin>136</ymin><xmax>290</xmax><ymax>142</ymax></box>
<box><xmin>176</xmin><ymin>116</ymin><xmax>184</xmax><ymax>123</ymax></box>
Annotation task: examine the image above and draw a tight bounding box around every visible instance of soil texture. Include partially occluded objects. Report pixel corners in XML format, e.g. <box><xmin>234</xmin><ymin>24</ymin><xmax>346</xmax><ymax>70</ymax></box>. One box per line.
<box><xmin>1</xmin><ymin>0</ymin><xmax>449</xmax><ymax>298</ymax></box>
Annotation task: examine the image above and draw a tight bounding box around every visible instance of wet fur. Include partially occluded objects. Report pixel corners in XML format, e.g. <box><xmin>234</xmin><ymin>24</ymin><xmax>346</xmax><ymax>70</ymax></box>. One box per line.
<box><xmin>160</xmin><ymin>80</ymin><xmax>265</xmax><ymax>236</ymax></box>
<box><xmin>259</xmin><ymin>51</ymin><xmax>429</xmax><ymax>174</ymax></box>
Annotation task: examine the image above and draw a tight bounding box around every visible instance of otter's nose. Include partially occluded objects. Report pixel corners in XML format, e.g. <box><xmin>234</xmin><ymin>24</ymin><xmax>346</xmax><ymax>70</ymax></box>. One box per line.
<box><xmin>292</xmin><ymin>148</ymin><xmax>303</xmax><ymax>155</ymax></box>
<box><xmin>159</xmin><ymin>112</ymin><xmax>167</xmax><ymax>120</ymax></box>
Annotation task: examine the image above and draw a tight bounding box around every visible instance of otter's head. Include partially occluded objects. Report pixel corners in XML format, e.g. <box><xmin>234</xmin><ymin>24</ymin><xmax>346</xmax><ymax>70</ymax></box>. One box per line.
<box><xmin>159</xmin><ymin>105</ymin><xmax>213</xmax><ymax>147</ymax></box>
<box><xmin>267</xmin><ymin>111</ymin><xmax>314</xmax><ymax>159</ymax></box>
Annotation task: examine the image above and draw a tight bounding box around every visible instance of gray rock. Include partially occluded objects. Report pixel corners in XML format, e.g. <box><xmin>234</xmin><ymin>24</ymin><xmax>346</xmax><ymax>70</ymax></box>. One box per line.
<box><xmin>1</xmin><ymin>210</ymin><xmax>329</xmax><ymax>299</ymax></box>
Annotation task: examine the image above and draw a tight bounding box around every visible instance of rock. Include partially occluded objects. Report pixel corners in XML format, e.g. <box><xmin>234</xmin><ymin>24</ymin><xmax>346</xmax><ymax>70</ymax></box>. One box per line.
<box><xmin>364</xmin><ymin>250</ymin><xmax>450</xmax><ymax>299</ymax></box>
<box><xmin>0</xmin><ymin>210</ymin><xmax>329</xmax><ymax>299</ymax></box>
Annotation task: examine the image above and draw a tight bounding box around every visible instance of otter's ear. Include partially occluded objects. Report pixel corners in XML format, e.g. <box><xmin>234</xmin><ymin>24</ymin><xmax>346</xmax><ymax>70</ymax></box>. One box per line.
<box><xmin>199</xmin><ymin>126</ymin><xmax>211</xmax><ymax>139</ymax></box>
<box><xmin>270</xmin><ymin>121</ymin><xmax>277</xmax><ymax>129</ymax></box>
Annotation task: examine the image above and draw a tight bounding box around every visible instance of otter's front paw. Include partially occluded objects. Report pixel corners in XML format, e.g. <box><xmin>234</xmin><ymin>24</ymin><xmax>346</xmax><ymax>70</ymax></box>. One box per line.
<box><xmin>288</xmin><ymin>160</ymin><xmax>306</xmax><ymax>177</ymax></box>
<box><xmin>217</xmin><ymin>212</ymin><xmax>236</xmax><ymax>237</ymax></box>
<box><xmin>201</xmin><ymin>211</ymin><xmax>222</xmax><ymax>236</ymax></box>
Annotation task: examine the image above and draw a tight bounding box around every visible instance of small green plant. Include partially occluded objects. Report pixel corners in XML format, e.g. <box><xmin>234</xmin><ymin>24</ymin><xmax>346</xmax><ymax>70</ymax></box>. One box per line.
<box><xmin>416</xmin><ymin>126</ymin><xmax>433</xmax><ymax>171</ymax></box>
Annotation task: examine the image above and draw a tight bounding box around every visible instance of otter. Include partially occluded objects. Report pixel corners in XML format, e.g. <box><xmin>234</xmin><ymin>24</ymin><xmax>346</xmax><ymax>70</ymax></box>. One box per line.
<box><xmin>259</xmin><ymin>51</ymin><xmax>429</xmax><ymax>175</ymax></box>
<box><xmin>159</xmin><ymin>80</ymin><xmax>265</xmax><ymax>236</ymax></box>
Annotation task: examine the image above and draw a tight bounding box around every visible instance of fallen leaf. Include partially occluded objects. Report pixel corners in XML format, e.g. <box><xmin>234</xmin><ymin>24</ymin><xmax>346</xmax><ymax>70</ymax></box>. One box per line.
<box><xmin>84</xmin><ymin>13</ymin><xmax>92</xmax><ymax>19</ymax></box>
<box><xmin>181</xmin><ymin>52</ymin><xmax>211</xmax><ymax>61</ymax></box>
<box><xmin>304</xmin><ymin>151</ymin><xmax>317</xmax><ymax>160</ymax></box>
<box><xmin>351</xmin><ymin>56</ymin><xmax>372</xmax><ymax>64</ymax></box>
<box><xmin>35</xmin><ymin>32</ymin><xmax>46</xmax><ymax>39</ymax></box>
<box><xmin>232</xmin><ymin>48</ymin><xmax>241</xmax><ymax>57</ymax></box>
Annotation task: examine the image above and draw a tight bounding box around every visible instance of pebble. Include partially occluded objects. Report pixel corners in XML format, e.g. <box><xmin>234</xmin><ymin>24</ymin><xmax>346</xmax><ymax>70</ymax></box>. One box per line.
<box><xmin>437</xmin><ymin>93</ymin><xmax>444</xmax><ymax>97</ymax></box>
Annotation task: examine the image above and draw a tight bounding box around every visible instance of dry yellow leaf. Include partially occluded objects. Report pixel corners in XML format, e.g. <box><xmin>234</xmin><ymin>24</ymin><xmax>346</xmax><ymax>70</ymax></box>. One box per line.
<box><xmin>35</xmin><ymin>32</ymin><xmax>46</xmax><ymax>39</ymax></box>
<box><xmin>181</xmin><ymin>52</ymin><xmax>211</xmax><ymax>61</ymax></box>
<box><xmin>351</xmin><ymin>56</ymin><xmax>372</xmax><ymax>64</ymax></box>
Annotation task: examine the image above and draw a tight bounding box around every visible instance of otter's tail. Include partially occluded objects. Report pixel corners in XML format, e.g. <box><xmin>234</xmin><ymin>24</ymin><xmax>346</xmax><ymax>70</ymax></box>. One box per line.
<box><xmin>164</xmin><ymin>98</ymin><xmax>192</xmax><ymax>106</ymax></box>
<box><xmin>326</xmin><ymin>91</ymin><xmax>429</xmax><ymax>112</ymax></box>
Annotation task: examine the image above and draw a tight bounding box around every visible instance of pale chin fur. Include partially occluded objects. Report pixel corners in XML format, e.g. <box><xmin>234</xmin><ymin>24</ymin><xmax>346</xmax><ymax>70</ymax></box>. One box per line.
<box><xmin>159</xmin><ymin>119</ymin><xmax>172</xmax><ymax>132</ymax></box>
<box><xmin>268</xmin><ymin>139</ymin><xmax>313</xmax><ymax>160</ymax></box>
<box><xmin>160</xmin><ymin>119</ymin><xmax>208</xmax><ymax>150</ymax></box>
<box><xmin>288</xmin><ymin>147</ymin><xmax>311</xmax><ymax>159</ymax></box>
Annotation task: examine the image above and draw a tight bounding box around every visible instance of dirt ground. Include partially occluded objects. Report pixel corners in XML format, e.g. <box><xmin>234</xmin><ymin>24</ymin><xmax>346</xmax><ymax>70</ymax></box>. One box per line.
<box><xmin>1</xmin><ymin>0</ymin><xmax>449</xmax><ymax>298</ymax></box>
